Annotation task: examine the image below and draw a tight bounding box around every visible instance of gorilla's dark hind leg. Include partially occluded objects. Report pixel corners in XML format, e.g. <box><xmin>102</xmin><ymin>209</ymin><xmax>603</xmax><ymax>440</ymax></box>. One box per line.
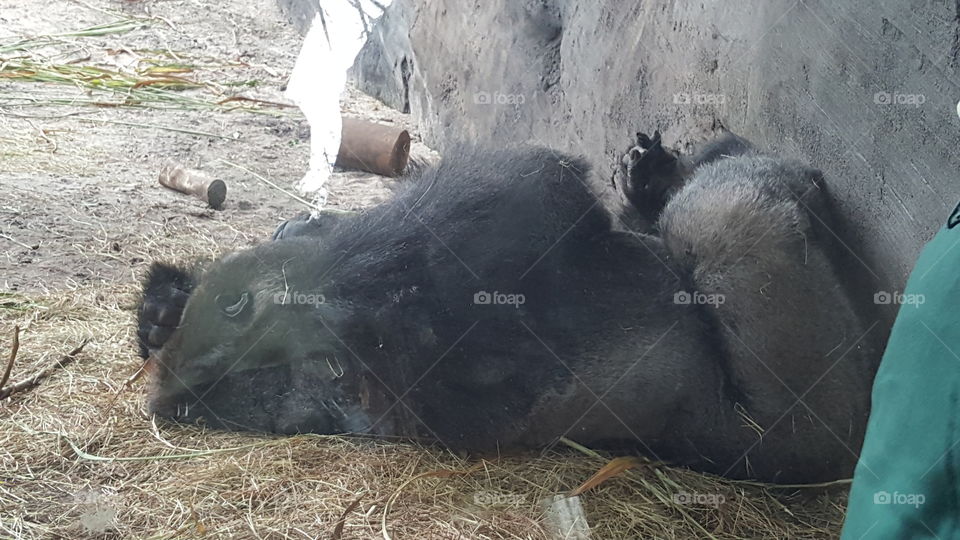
<box><xmin>657</xmin><ymin>155</ymin><xmax>873</xmax><ymax>480</ymax></box>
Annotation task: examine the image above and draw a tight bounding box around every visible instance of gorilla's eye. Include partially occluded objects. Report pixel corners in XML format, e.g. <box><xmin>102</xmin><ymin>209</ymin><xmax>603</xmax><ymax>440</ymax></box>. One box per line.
<box><xmin>216</xmin><ymin>292</ymin><xmax>250</xmax><ymax>318</ymax></box>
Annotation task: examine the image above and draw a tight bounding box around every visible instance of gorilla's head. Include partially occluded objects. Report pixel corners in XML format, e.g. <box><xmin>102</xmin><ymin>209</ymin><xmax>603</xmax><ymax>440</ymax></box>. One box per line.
<box><xmin>143</xmin><ymin>238</ymin><xmax>403</xmax><ymax>437</ymax></box>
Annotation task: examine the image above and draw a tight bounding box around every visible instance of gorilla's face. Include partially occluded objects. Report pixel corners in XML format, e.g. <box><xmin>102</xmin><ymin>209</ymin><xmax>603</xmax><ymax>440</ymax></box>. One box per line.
<box><xmin>145</xmin><ymin>240</ymin><xmax>396</xmax><ymax>436</ymax></box>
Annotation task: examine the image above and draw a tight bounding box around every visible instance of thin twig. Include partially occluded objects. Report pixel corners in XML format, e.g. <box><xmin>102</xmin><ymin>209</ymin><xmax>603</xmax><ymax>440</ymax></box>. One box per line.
<box><xmin>76</xmin><ymin>116</ymin><xmax>235</xmax><ymax>140</ymax></box>
<box><xmin>217</xmin><ymin>159</ymin><xmax>321</xmax><ymax>212</ymax></box>
<box><xmin>0</xmin><ymin>326</ymin><xmax>20</xmax><ymax>393</ymax></box>
<box><xmin>217</xmin><ymin>96</ymin><xmax>295</xmax><ymax>109</ymax></box>
<box><xmin>0</xmin><ymin>338</ymin><xmax>89</xmax><ymax>400</ymax></box>
<box><xmin>0</xmin><ymin>108</ymin><xmax>88</xmax><ymax>120</ymax></box>
<box><xmin>10</xmin><ymin>424</ymin><xmax>283</xmax><ymax>461</ymax></box>
<box><xmin>0</xmin><ymin>233</ymin><xmax>35</xmax><ymax>250</ymax></box>
<box><xmin>103</xmin><ymin>357</ymin><xmax>151</xmax><ymax>414</ymax></box>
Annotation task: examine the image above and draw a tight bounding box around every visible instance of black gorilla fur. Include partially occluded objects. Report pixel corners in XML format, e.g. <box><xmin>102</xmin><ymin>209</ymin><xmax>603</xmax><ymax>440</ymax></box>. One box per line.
<box><xmin>137</xmin><ymin>132</ymin><xmax>877</xmax><ymax>483</ymax></box>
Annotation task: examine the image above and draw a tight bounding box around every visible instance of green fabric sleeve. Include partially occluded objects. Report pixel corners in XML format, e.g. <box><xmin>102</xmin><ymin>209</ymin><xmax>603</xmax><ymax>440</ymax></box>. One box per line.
<box><xmin>842</xmin><ymin>204</ymin><xmax>960</xmax><ymax>539</ymax></box>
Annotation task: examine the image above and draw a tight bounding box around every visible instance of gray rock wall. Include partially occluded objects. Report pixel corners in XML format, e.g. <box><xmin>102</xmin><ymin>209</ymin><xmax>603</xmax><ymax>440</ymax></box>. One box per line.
<box><xmin>283</xmin><ymin>0</ymin><xmax>960</xmax><ymax>332</ymax></box>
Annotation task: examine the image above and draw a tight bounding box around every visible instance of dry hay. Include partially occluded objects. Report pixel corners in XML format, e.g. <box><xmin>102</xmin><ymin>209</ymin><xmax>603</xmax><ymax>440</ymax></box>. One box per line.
<box><xmin>0</xmin><ymin>232</ymin><xmax>848</xmax><ymax>539</ymax></box>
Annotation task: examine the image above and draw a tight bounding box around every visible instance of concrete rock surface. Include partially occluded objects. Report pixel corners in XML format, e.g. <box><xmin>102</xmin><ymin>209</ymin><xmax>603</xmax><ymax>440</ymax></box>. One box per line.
<box><xmin>281</xmin><ymin>0</ymin><xmax>960</xmax><ymax>338</ymax></box>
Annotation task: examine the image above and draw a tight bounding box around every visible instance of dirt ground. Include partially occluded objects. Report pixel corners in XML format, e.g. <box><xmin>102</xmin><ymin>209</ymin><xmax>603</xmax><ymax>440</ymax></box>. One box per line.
<box><xmin>0</xmin><ymin>1</ymin><xmax>848</xmax><ymax>538</ymax></box>
<box><xmin>0</xmin><ymin>0</ymin><xmax>417</xmax><ymax>293</ymax></box>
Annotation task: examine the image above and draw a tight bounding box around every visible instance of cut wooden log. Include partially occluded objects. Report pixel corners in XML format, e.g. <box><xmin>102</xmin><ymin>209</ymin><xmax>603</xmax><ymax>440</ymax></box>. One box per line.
<box><xmin>159</xmin><ymin>163</ymin><xmax>227</xmax><ymax>209</ymax></box>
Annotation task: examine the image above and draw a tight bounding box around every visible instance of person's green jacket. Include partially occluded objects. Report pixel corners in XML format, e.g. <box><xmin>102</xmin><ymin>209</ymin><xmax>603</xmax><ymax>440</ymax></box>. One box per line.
<box><xmin>842</xmin><ymin>203</ymin><xmax>960</xmax><ymax>539</ymax></box>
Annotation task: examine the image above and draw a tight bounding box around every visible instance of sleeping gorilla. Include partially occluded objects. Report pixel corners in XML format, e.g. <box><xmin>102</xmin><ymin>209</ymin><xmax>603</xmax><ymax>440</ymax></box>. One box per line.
<box><xmin>136</xmin><ymin>130</ymin><xmax>876</xmax><ymax>483</ymax></box>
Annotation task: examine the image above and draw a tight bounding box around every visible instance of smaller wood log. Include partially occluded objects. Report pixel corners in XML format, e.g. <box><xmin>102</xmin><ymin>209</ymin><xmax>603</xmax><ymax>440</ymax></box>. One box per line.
<box><xmin>159</xmin><ymin>163</ymin><xmax>227</xmax><ymax>209</ymax></box>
